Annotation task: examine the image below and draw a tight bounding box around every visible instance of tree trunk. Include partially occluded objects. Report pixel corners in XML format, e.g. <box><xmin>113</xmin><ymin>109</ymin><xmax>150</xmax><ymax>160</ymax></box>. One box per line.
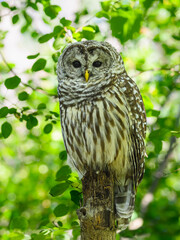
<box><xmin>77</xmin><ymin>170</ymin><xmax>116</xmax><ymax>240</ymax></box>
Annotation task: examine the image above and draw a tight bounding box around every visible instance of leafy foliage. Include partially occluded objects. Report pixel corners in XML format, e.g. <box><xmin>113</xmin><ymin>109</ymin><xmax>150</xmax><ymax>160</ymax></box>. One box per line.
<box><xmin>0</xmin><ymin>0</ymin><xmax>179</xmax><ymax>239</ymax></box>
<box><xmin>4</xmin><ymin>76</ymin><xmax>21</xmax><ymax>89</ymax></box>
<box><xmin>1</xmin><ymin>121</ymin><xmax>12</xmax><ymax>138</ymax></box>
<box><xmin>31</xmin><ymin>58</ymin><xmax>47</xmax><ymax>72</ymax></box>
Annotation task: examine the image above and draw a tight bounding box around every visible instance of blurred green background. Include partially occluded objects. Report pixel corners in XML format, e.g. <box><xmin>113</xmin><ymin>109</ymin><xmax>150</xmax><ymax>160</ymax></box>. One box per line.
<box><xmin>0</xmin><ymin>0</ymin><xmax>179</xmax><ymax>239</ymax></box>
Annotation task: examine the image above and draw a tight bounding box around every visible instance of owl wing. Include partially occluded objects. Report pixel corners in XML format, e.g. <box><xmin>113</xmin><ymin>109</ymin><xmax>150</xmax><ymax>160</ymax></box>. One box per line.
<box><xmin>129</xmin><ymin>124</ymin><xmax>145</xmax><ymax>188</ymax></box>
<box><xmin>115</xmin><ymin>75</ymin><xmax>146</xmax><ymax>230</ymax></box>
<box><xmin>122</xmin><ymin>76</ymin><xmax>146</xmax><ymax>186</ymax></box>
<box><xmin>121</xmin><ymin>76</ymin><xmax>146</xmax><ymax>137</ymax></box>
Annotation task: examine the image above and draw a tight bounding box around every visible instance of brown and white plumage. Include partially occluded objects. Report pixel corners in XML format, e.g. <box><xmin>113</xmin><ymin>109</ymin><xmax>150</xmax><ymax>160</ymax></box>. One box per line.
<box><xmin>57</xmin><ymin>41</ymin><xmax>146</xmax><ymax>231</ymax></box>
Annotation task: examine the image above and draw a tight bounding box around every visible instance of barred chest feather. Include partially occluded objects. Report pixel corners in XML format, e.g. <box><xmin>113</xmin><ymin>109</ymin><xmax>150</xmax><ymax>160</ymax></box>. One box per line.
<box><xmin>60</xmin><ymin>87</ymin><xmax>133</xmax><ymax>185</ymax></box>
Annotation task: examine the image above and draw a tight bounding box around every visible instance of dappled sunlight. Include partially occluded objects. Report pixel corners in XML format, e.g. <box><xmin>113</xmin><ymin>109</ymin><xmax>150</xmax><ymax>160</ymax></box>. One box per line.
<box><xmin>129</xmin><ymin>218</ymin><xmax>144</xmax><ymax>230</ymax></box>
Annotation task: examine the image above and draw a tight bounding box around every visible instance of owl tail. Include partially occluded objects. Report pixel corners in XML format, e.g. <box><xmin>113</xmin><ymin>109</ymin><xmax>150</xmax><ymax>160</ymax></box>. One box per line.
<box><xmin>114</xmin><ymin>182</ymin><xmax>135</xmax><ymax>231</ymax></box>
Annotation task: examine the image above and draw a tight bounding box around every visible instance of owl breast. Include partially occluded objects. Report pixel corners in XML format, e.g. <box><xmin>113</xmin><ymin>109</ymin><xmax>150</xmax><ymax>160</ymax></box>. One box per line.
<box><xmin>60</xmin><ymin>86</ymin><xmax>133</xmax><ymax>185</ymax></box>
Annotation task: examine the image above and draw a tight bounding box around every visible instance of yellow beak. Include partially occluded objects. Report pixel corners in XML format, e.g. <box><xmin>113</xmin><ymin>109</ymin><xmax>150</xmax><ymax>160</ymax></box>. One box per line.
<box><xmin>85</xmin><ymin>69</ymin><xmax>89</xmax><ymax>82</ymax></box>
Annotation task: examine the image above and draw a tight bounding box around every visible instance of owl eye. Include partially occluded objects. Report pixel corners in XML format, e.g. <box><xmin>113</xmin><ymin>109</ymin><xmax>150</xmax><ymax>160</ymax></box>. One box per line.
<box><xmin>72</xmin><ymin>60</ymin><xmax>81</xmax><ymax>68</ymax></box>
<box><xmin>93</xmin><ymin>61</ymin><xmax>102</xmax><ymax>67</ymax></box>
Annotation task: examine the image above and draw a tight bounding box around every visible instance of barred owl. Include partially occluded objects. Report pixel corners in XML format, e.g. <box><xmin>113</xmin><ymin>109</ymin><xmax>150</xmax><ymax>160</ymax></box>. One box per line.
<box><xmin>57</xmin><ymin>41</ymin><xmax>146</xmax><ymax>231</ymax></box>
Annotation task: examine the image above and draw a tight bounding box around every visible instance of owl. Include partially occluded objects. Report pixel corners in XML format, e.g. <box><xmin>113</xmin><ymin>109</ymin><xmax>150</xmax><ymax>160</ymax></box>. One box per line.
<box><xmin>57</xmin><ymin>41</ymin><xmax>146</xmax><ymax>231</ymax></box>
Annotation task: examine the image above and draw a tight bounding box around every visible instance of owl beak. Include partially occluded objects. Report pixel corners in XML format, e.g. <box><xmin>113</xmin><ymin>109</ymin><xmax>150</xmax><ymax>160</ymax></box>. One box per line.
<box><xmin>85</xmin><ymin>69</ymin><xmax>89</xmax><ymax>82</ymax></box>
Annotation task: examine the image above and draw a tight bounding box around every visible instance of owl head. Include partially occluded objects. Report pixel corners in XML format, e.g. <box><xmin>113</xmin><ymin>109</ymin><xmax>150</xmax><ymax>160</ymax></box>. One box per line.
<box><xmin>57</xmin><ymin>41</ymin><xmax>125</xmax><ymax>101</ymax></box>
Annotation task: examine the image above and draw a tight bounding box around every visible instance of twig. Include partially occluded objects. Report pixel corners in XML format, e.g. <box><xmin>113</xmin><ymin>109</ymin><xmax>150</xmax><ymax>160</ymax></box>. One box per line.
<box><xmin>149</xmin><ymin>136</ymin><xmax>177</xmax><ymax>193</ymax></box>
<box><xmin>75</xmin><ymin>16</ymin><xmax>95</xmax><ymax>33</ymax></box>
<box><xmin>0</xmin><ymin>51</ymin><xmax>16</xmax><ymax>76</ymax></box>
<box><xmin>0</xmin><ymin>10</ymin><xmax>11</xmax><ymax>18</ymax></box>
<box><xmin>0</xmin><ymin>51</ymin><xmax>57</xmax><ymax>98</ymax></box>
<box><xmin>133</xmin><ymin>65</ymin><xmax>180</xmax><ymax>77</ymax></box>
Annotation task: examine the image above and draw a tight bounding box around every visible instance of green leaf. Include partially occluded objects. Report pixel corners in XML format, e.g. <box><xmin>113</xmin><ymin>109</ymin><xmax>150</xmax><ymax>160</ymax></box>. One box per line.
<box><xmin>10</xmin><ymin>216</ymin><xmax>28</xmax><ymax>231</ymax></box>
<box><xmin>5</xmin><ymin>232</ymin><xmax>24</xmax><ymax>240</ymax></box>
<box><xmin>53</xmin><ymin>26</ymin><xmax>64</xmax><ymax>36</ymax></box>
<box><xmin>53</xmin><ymin>37</ymin><xmax>64</xmax><ymax>50</ymax></box>
<box><xmin>0</xmin><ymin>107</ymin><xmax>8</xmax><ymax>118</ymax></box>
<box><xmin>1</xmin><ymin>122</ymin><xmax>12</xmax><ymax>139</ymax></box>
<box><xmin>44</xmin><ymin>5</ymin><xmax>61</xmax><ymax>19</ymax></box>
<box><xmin>26</xmin><ymin>115</ymin><xmax>38</xmax><ymax>130</ymax></box>
<box><xmin>143</xmin><ymin>0</ymin><xmax>155</xmax><ymax>10</ymax></box>
<box><xmin>22</xmin><ymin>107</ymin><xmax>30</xmax><ymax>112</ymax></box>
<box><xmin>52</xmin><ymin>52</ymin><xmax>60</xmax><ymax>62</ymax></box>
<box><xmin>172</xmin><ymin>34</ymin><xmax>180</xmax><ymax>41</ymax></box>
<box><xmin>39</xmin><ymin>218</ymin><xmax>50</xmax><ymax>228</ymax></box>
<box><xmin>171</xmin><ymin>131</ymin><xmax>180</xmax><ymax>138</ymax></box>
<box><xmin>146</xmin><ymin>109</ymin><xmax>160</xmax><ymax>117</ymax></box>
<box><xmin>23</xmin><ymin>11</ymin><xmax>32</xmax><ymax>25</ymax></box>
<box><xmin>59</xmin><ymin>150</ymin><xmax>67</xmax><ymax>161</ymax></box>
<box><xmin>53</xmin><ymin>204</ymin><xmax>69</xmax><ymax>217</ymax></box>
<box><xmin>58</xmin><ymin>221</ymin><xmax>63</xmax><ymax>227</ymax></box>
<box><xmin>72</xmin><ymin>228</ymin><xmax>80</xmax><ymax>239</ymax></box>
<box><xmin>10</xmin><ymin>6</ymin><xmax>17</xmax><ymax>11</ymax></box>
<box><xmin>44</xmin><ymin>123</ymin><xmax>53</xmax><ymax>134</ymax></box>
<box><xmin>142</xmin><ymin>95</ymin><xmax>154</xmax><ymax>110</ymax></box>
<box><xmin>130</xmin><ymin>13</ymin><xmax>142</xmax><ymax>37</ymax></box>
<box><xmin>18</xmin><ymin>91</ymin><xmax>29</xmax><ymax>101</ymax></box>
<box><xmin>96</xmin><ymin>11</ymin><xmax>109</xmax><ymax>19</ymax></box>
<box><xmin>149</xmin><ymin>128</ymin><xmax>170</xmax><ymax>141</ymax></box>
<box><xmin>31</xmin><ymin>233</ymin><xmax>47</xmax><ymax>240</ymax></box>
<box><xmin>1</xmin><ymin>2</ymin><xmax>10</xmax><ymax>8</ymax></box>
<box><xmin>37</xmin><ymin>103</ymin><xmax>46</xmax><ymax>110</ymax></box>
<box><xmin>38</xmin><ymin>33</ymin><xmax>54</xmax><ymax>43</ymax></box>
<box><xmin>82</xmin><ymin>26</ymin><xmax>96</xmax><ymax>40</ymax></box>
<box><xmin>71</xmin><ymin>221</ymin><xmax>79</xmax><ymax>226</ymax></box>
<box><xmin>60</xmin><ymin>17</ymin><xmax>72</xmax><ymax>26</ymax></box>
<box><xmin>82</xmin><ymin>26</ymin><xmax>95</xmax><ymax>32</ymax></box>
<box><xmin>70</xmin><ymin>190</ymin><xmax>81</xmax><ymax>206</ymax></box>
<box><xmin>50</xmin><ymin>182</ymin><xmax>69</xmax><ymax>197</ymax></box>
<box><xmin>21</xmin><ymin>24</ymin><xmax>28</xmax><ymax>33</ymax></box>
<box><xmin>74</xmin><ymin>9</ymin><xmax>88</xmax><ymax>24</ymax></box>
<box><xmin>28</xmin><ymin>2</ymin><xmax>38</xmax><ymax>11</ymax></box>
<box><xmin>5</xmin><ymin>76</ymin><xmax>21</xmax><ymax>89</ymax></box>
<box><xmin>49</xmin><ymin>111</ymin><xmax>59</xmax><ymax>117</ymax></box>
<box><xmin>101</xmin><ymin>1</ymin><xmax>111</xmax><ymax>11</ymax></box>
<box><xmin>8</xmin><ymin>108</ymin><xmax>17</xmax><ymax>114</ymax></box>
<box><xmin>110</xmin><ymin>16</ymin><xmax>127</xmax><ymax>43</ymax></box>
<box><xmin>12</xmin><ymin>14</ymin><xmax>19</xmax><ymax>24</ymax></box>
<box><xmin>56</xmin><ymin>165</ymin><xmax>72</xmax><ymax>181</ymax></box>
<box><xmin>32</xmin><ymin>58</ymin><xmax>46</xmax><ymax>72</ymax></box>
<box><xmin>27</xmin><ymin>53</ymin><xmax>40</xmax><ymax>59</ymax></box>
<box><xmin>153</xmin><ymin>140</ymin><xmax>162</xmax><ymax>153</ymax></box>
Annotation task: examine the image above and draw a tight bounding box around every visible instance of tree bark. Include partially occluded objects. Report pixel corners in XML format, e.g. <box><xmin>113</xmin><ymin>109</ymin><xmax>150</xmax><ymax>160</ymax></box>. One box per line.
<box><xmin>77</xmin><ymin>170</ymin><xmax>116</xmax><ymax>240</ymax></box>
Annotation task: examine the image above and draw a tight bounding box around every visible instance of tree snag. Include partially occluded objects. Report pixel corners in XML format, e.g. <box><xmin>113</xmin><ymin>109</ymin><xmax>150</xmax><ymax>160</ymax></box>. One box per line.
<box><xmin>77</xmin><ymin>170</ymin><xmax>116</xmax><ymax>240</ymax></box>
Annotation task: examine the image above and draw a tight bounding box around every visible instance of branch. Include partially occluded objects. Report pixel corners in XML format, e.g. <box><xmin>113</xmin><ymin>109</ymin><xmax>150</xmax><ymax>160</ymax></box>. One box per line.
<box><xmin>0</xmin><ymin>51</ymin><xmax>17</xmax><ymax>76</ymax></box>
<box><xmin>140</xmin><ymin>107</ymin><xmax>180</xmax><ymax>215</ymax></box>
<box><xmin>0</xmin><ymin>51</ymin><xmax>57</xmax><ymax>98</ymax></box>
<box><xmin>0</xmin><ymin>10</ymin><xmax>11</xmax><ymax>18</ymax></box>
<box><xmin>150</xmin><ymin>136</ymin><xmax>176</xmax><ymax>192</ymax></box>
<box><xmin>77</xmin><ymin>170</ymin><xmax>116</xmax><ymax>240</ymax></box>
